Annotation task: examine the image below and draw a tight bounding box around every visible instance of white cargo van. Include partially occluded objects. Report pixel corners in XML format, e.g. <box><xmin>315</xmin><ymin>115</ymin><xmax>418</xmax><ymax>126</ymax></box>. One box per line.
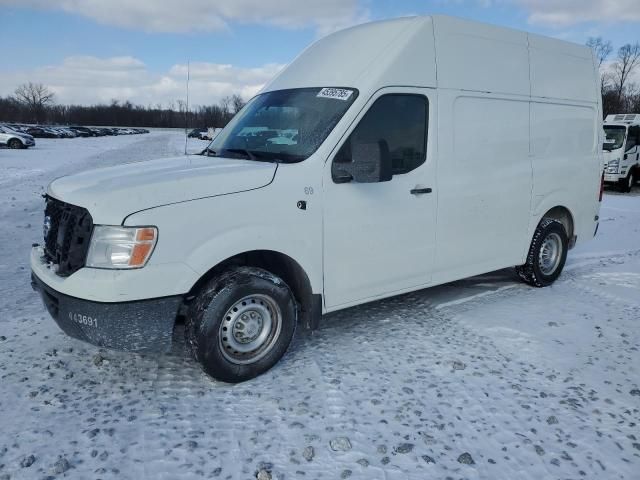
<box><xmin>603</xmin><ymin>114</ymin><xmax>640</xmax><ymax>192</ymax></box>
<box><xmin>31</xmin><ymin>16</ymin><xmax>604</xmax><ymax>382</ymax></box>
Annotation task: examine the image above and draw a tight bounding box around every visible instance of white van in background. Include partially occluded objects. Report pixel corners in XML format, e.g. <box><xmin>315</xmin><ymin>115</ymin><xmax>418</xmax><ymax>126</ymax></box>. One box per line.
<box><xmin>603</xmin><ymin>114</ymin><xmax>640</xmax><ymax>192</ymax></box>
<box><xmin>31</xmin><ymin>16</ymin><xmax>604</xmax><ymax>383</ymax></box>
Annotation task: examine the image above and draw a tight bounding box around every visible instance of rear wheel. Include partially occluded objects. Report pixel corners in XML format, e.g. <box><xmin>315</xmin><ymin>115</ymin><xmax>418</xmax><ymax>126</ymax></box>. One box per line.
<box><xmin>516</xmin><ymin>218</ymin><xmax>568</xmax><ymax>287</ymax></box>
<box><xmin>8</xmin><ymin>138</ymin><xmax>23</xmax><ymax>149</ymax></box>
<box><xmin>185</xmin><ymin>267</ymin><xmax>297</xmax><ymax>383</ymax></box>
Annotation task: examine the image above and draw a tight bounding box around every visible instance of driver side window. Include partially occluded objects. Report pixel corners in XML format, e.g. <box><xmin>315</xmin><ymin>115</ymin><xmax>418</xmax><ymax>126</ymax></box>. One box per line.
<box><xmin>334</xmin><ymin>94</ymin><xmax>428</xmax><ymax>176</ymax></box>
<box><xmin>626</xmin><ymin>126</ymin><xmax>640</xmax><ymax>151</ymax></box>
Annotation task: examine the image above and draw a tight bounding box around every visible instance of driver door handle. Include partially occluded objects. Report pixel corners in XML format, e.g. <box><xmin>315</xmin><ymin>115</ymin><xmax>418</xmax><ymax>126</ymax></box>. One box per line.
<box><xmin>410</xmin><ymin>187</ymin><xmax>432</xmax><ymax>195</ymax></box>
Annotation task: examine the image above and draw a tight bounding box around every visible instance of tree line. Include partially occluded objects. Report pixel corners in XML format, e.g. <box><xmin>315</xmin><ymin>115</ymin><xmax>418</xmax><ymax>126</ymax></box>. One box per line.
<box><xmin>2</xmin><ymin>38</ymin><xmax>640</xmax><ymax>128</ymax></box>
<box><xmin>586</xmin><ymin>38</ymin><xmax>640</xmax><ymax>116</ymax></box>
<box><xmin>0</xmin><ymin>83</ymin><xmax>245</xmax><ymax>128</ymax></box>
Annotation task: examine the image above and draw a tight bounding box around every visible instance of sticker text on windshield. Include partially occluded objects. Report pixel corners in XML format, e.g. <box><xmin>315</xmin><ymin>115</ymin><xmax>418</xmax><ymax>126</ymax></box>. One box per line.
<box><xmin>317</xmin><ymin>88</ymin><xmax>354</xmax><ymax>101</ymax></box>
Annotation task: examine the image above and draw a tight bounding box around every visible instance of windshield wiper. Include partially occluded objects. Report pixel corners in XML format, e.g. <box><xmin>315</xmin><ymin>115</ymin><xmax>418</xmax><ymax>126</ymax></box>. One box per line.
<box><xmin>221</xmin><ymin>148</ymin><xmax>284</xmax><ymax>163</ymax></box>
<box><xmin>222</xmin><ymin>148</ymin><xmax>258</xmax><ymax>160</ymax></box>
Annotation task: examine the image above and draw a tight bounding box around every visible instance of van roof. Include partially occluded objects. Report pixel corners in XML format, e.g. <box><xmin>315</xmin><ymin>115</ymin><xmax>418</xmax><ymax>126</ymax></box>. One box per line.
<box><xmin>605</xmin><ymin>114</ymin><xmax>640</xmax><ymax>124</ymax></box>
<box><xmin>263</xmin><ymin>15</ymin><xmax>598</xmax><ymax>104</ymax></box>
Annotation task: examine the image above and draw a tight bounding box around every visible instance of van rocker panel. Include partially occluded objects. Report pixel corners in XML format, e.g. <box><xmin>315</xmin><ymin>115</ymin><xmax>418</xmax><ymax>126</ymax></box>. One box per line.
<box><xmin>31</xmin><ymin>272</ymin><xmax>181</xmax><ymax>353</ymax></box>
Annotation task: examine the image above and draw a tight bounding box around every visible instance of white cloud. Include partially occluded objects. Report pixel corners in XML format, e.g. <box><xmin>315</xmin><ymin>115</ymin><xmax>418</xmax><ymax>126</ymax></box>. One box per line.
<box><xmin>0</xmin><ymin>56</ymin><xmax>285</xmax><ymax>107</ymax></box>
<box><xmin>518</xmin><ymin>0</ymin><xmax>640</xmax><ymax>27</ymax></box>
<box><xmin>0</xmin><ymin>0</ymin><xmax>369</xmax><ymax>34</ymax></box>
<box><xmin>452</xmin><ymin>0</ymin><xmax>640</xmax><ymax>27</ymax></box>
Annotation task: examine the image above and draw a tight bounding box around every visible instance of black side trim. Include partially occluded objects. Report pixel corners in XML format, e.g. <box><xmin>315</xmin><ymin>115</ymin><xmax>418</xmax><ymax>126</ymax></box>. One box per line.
<box><xmin>309</xmin><ymin>294</ymin><xmax>323</xmax><ymax>331</ymax></box>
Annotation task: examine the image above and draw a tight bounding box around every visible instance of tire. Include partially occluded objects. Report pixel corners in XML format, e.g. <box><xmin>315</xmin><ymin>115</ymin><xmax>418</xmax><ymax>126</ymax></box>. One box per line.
<box><xmin>619</xmin><ymin>171</ymin><xmax>635</xmax><ymax>193</ymax></box>
<box><xmin>516</xmin><ymin>218</ymin><xmax>568</xmax><ymax>288</ymax></box>
<box><xmin>8</xmin><ymin>138</ymin><xmax>23</xmax><ymax>149</ymax></box>
<box><xmin>185</xmin><ymin>267</ymin><xmax>297</xmax><ymax>383</ymax></box>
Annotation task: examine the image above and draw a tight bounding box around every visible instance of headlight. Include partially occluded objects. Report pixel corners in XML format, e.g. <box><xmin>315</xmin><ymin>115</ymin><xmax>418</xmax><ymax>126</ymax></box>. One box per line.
<box><xmin>86</xmin><ymin>226</ymin><xmax>157</xmax><ymax>269</ymax></box>
<box><xmin>606</xmin><ymin>159</ymin><xmax>620</xmax><ymax>174</ymax></box>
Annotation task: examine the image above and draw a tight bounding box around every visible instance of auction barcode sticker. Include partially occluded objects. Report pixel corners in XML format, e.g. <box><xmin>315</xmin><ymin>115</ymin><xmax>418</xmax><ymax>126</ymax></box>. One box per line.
<box><xmin>317</xmin><ymin>88</ymin><xmax>354</xmax><ymax>101</ymax></box>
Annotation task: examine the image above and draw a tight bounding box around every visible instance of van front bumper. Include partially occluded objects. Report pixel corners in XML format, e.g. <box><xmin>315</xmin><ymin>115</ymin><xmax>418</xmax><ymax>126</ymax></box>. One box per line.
<box><xmin>31</xmin><ymin>272</ymin><xmax>182</xmax><ymax>353</ymax></box>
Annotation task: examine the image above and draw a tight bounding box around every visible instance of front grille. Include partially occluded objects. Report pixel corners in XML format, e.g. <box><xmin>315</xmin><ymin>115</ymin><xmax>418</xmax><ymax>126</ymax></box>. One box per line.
<box><xmin>43</xmin><ymin>196</ymin><xmax>93</xmax><ymax>277</ymax></box>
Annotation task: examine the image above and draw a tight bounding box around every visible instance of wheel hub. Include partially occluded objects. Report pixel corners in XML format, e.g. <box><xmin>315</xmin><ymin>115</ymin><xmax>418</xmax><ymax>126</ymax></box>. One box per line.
<box><xmin>539</xmin><ymin>232</ymin><xmax>562</xmax><ymax>276</ymax></box>
<box><xmin>234</xmin><ymin>311</ymin><xmax>263</xmax><ymax>343</ymax></box>
<box><xmin>219</xmin><ymin>294</ymin><xmax>282</xmax><ymax>365</ymax></box>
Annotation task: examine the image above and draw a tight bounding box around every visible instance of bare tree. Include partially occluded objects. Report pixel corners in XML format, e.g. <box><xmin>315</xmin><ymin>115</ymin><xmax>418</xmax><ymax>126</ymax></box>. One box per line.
<box><xmin>611</xmin><ymin>43</ymin><xmax>640</xmax><ymax>102</ymax></box>
<box><xmin>1</xmin><ymin>85</ymin><xmax>246</xmax><ymax>128</ymax></box>
<box><xmin>587</xmin><ymin>37</ymin><xmax>613</xmax><ymax>93</ymax></box>
<box><xmin>220</xmin><ymin>96</ymin><xmax>231</xmax><ymax>116</ymax></box>
<box><xmin>13</xmin><ymin>82</ymin><xmax>55</xmax><ymax>123</ymax></box>
<box><xmin>231</xmin><ymin>94</ymin><xmax>245</xmax><ymax>114</ymax></box>
<box><xmin>587</xmin><ymin>37</ymin><xmax>613</xmax><ymax>68</ymax></box>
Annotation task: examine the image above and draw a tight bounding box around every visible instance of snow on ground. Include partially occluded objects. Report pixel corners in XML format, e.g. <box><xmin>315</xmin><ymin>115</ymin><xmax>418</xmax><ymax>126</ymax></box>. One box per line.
<box><xmin>0</xmin><ymin>132</ymin><xmax>639</xmax><ymax>480</ymax></box>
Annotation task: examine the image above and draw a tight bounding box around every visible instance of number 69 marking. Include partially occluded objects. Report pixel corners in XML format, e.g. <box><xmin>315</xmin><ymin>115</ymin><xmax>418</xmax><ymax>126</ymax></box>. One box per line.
<box><xmin>304</xmin><ymin>187</ymin><xmax>314</xmax><ymax>195</ymax></box>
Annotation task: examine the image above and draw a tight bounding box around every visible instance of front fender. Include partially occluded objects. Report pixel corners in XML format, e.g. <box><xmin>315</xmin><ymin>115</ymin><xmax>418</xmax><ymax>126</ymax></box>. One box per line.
<box><xmin>185</xmin><ymin>225</ymin><xmax>322</xmax><ymax>294</ymax></box>
<box><xmin>124</xmin><ymin>187</ymin><xmax>323</xmax><ymax>296</ymax></box>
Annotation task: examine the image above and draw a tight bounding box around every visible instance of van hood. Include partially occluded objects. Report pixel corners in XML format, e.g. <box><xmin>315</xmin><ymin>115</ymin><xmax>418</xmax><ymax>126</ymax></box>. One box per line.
<box><xmin>48</xmin><ymin>155</ymin><xmax>277</xmax><ymax>224</ymax></box>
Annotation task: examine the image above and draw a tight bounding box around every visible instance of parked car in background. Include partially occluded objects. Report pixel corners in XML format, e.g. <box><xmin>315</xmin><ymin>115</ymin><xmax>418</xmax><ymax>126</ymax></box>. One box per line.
<box><xmin>0</xmin><ymin>125</ymin><xmax>36</xmax><ymax>149</ymax></box>
<box><xmin>52</xmin><ymin>127</ymin><xmax>78</xmax><ymax>138</ymax></box>
<box><xmin>6</xmin><ymin>124</ymin><xmax>31</xmax><ymax>134</ymax></box>
<box><xmin>89</xmin><ymin>127</ymin><xmax>108</xmax><ymax>136</ymax></box>
<box><xmin>68</xmin><ymin>126</ymin><xmax>94</xmax><ymax>137</ymax></box>
<box><xmin>603</xmin><ymin>114</ymin><xmax>640</xmax><ymax>193</ymax></box>
<box><xmin>7</xmin><ymin>124</ymin><xmax>149</xmax><ymax>139</ymax></box>
<box><xmin>188</xmin><ymin>128</ymin><xmax>209</xmax><ymax>139</ymax></box>
<box><xmin>26</xmin><ymin>127</ymin><xmax>60</xmax><ymax>138</ymax></box>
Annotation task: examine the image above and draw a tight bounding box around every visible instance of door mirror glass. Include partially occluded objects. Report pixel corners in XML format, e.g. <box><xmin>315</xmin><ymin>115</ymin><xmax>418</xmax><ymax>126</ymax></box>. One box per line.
<box><xmin>332</xmin><ymin>141</ymin><xmax>392</xmax><ymax>183</ymax></box>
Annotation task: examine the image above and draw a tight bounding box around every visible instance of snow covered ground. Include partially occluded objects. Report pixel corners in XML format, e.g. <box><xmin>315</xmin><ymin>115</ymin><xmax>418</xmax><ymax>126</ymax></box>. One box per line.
<box><xmin>0</xmin><ymin>132</ymin><xmax>638</xmax><ymax>480</ymax></box>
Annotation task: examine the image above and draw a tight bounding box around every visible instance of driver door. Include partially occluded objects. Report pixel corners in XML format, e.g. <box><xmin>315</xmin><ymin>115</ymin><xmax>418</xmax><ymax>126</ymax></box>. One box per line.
<box><xmin>626</xmin><ymin>125</ymin><xmax>640</xmax><ymax>163</ymax></box>
<box><xmin>322</xmin><ymin>88</ymin><xmax>437</xmax><ymax>309</ymax></box>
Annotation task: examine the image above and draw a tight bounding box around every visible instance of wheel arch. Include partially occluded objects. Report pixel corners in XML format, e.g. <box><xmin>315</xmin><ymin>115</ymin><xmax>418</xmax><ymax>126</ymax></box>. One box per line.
<box><xmin>541</xmin><ymin>205</ymin><xmax>575</xmax><ymax>246</ymax></box>
<box><xmin>187</xmin><ymin>249</ymin><xmax>321</xmax><ymax>330</ymax></box>
<box><xmin>8</xmin><ymin>136</ymin><xmax>23</xmax><ymax>147</ymax></box>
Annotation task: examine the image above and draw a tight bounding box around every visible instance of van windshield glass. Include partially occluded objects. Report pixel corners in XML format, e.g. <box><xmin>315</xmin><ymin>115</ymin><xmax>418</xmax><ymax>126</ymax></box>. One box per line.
<box><xmin>206</xmin><ymin>87</ymin><xmax>358</xmax><ymax>163</ymax></box>
<box><xmin>603</xmin><ymin>125</ymin><xmax>626</xmax><ymax>151</ymax></box>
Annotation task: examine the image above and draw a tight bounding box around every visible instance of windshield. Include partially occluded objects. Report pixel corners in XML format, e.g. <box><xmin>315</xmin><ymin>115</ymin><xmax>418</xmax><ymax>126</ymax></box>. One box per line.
<box><xmin>603</xmin><ymin>125</ymin><xmax>626</xmax><ymax>151</ymax></box>
<box><xmin>206</xmin><ymin>87</ymin><xmax>358</xmax><ymax>162</ymax></box>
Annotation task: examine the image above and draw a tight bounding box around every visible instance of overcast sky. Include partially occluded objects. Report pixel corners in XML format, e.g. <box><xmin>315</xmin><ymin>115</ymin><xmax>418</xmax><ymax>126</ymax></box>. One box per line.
<box><xmin>1</xmin><ymin>0</ymin><xmax>639</xmax><ymax>107</ymax></box>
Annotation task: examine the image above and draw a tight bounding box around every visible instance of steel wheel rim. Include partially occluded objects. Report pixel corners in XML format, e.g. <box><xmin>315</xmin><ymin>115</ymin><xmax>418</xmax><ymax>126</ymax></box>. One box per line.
<box><xmin>219</xmin><ymin>294</ymin><xmax>282</xmax><ymax>365</ymax></box>
<box><xmin>9</xmin><ymin>140</ymin><xmax>19</xmax><ymax>149</ymax></box>
<box><xmin>629</xmin><ymin>174</ymin><xmax>634</xmax><ymax>189</ymax></box>
<box><xmin>539</xmin><ymin>232</ymin><xmax>562</xmax><ymax>276</ymax></box>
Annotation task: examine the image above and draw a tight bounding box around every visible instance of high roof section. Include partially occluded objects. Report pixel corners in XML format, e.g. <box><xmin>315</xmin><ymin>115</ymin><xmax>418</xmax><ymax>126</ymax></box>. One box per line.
<box><xmin>263</xmin><ymin>15</ymin><xmax>599</xmax><ymax>105</ymax></box>
<box><xmin>263</xmin><ymin>16</ymin><xmax>437</xmax><ymax>94</ymax></box>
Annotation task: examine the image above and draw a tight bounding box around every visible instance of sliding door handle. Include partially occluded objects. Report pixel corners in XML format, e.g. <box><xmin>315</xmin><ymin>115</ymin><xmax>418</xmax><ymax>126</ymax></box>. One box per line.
<box><xmin>410</xmin><ymin>187</ymin><xmax>432</xmax><ymax>195</ymax></box>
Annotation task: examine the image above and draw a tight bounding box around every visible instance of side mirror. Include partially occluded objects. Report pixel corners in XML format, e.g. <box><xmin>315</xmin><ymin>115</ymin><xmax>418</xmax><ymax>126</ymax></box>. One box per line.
<box><xmin>332</xmin><ymin>140</ymin><xmax>392</xmax><ymax>184</ymax></box>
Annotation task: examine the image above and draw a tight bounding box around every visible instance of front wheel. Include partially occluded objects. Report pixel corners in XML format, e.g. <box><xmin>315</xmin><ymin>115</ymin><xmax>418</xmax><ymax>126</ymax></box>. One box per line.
<box><xmin>185</xmin><ymin>267</ymin><xmax>297</xmax><ymax>383</ymax></box>
<box><xmin>516</xmin><ymin>218</ymin><xmax>568</xmax><ymax>287</ymax></box>
<box><xmin>619</xmin><ymin>171</ymin><xmax>635</xmax><ymax>193</ymax></box>
<box><xmin>8</xmin><ymin>138</ymin><xmax>23</xmax><ymax>149</ymax></box>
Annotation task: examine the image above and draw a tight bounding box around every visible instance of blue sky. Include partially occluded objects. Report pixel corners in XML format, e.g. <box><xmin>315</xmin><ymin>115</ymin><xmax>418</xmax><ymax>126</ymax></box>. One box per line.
<box><xmin>1</xmin><ymin>0</ymin><xmax>638</xmax><ymax>106</ymax></box>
